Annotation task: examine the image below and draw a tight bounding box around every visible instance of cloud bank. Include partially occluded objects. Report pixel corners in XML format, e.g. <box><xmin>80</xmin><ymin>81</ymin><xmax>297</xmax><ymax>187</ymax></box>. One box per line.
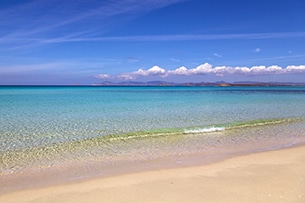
<box><xmin>97</xmin><ymin>63</ymin><xmax>305</xmax><ymax>80</ymax></box>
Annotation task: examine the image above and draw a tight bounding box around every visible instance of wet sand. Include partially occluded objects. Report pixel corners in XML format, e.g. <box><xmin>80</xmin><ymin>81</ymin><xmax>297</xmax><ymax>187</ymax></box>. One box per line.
<box><xmin>1</xmin><ymin>145</ymin><xmax>305</xmax><ymax>203</ymax></box>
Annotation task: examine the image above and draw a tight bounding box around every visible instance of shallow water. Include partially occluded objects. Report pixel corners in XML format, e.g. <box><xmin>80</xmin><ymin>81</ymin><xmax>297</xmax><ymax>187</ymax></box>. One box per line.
<box><xmin>1</xmin><ymin>86</ymin><xmax>305</xmax><ymax>192</ymax></box>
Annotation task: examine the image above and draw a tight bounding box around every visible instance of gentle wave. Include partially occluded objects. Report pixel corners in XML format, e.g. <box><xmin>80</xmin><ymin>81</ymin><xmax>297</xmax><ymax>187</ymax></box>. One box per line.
<box><xmin>184</xmin><ymin>127</ymin><xmax>225</xmax><ymax>134</ymax></box>
<box><xmin>0</xmin><ymin>117</ymin><xmax>303</xmax><ymax>174</ymax></box>
<box><xmin>227</xmin><ymin>118</ymin><xmax>297</xmax><ymax>129</ymax></box>
<box><xmin>182</xmin><ymin>118</ymin><xmax>300</xmax><ymax>135</ymax></box>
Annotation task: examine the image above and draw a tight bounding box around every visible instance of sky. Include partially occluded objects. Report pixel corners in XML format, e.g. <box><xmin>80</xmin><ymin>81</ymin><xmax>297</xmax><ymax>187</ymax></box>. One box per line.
<box><xmin>0</xmin><ymin>0</ymin><xmax>305</xmax><ymax>85</ymax></box>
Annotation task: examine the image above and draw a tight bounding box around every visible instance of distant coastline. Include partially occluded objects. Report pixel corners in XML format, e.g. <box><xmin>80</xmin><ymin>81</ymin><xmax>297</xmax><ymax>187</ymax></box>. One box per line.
<box><xmin>1</xmin><ymin>81</ymin><xmax>305</xmax><ymax>87</ymax></box>
<box><xmin>93</xmin><ymin>80</ymin><xmax>305</xmax><ymax>87</ymax></box>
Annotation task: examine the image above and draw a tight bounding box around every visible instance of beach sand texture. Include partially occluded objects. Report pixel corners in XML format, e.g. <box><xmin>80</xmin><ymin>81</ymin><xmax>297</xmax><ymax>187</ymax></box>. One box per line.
<box><xmin>1</xmin><ymin>145</ymin><xmax>304</xmax><ymax>203</ymax></box>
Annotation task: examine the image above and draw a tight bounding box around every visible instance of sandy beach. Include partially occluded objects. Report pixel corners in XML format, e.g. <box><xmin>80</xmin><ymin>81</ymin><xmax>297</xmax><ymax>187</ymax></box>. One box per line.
<box><xmin>1</xmin><ymin>145</ymin><xmax>305</xmax><ymax>203</ymax></box>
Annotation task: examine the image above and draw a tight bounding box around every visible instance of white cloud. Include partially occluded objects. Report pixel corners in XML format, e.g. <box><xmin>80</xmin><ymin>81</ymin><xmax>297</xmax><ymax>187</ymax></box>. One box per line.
<box><xmin>126</xmin><ymin>57</ymin><xmax>139</xmax><ymax>63</ymax></box>
<box><xmin>170</xmin><ymin>58</ymin><xmax>180</xmax><ymax>62</ymax></box>
<box><xmin>117</xmin><ymin>74</ymin><xmax>135</xmax><ymax>80</ymax></box>
<box><xmin>168</xmin><ymin>66</ymin><xmax>189</xmax><ymax>75</ymax></box>
<box><xmin>133</xmin><ymin>65</ymin><xmax>167</xmax><ymax>76</ymax></box>
<box><xmin>214</xmin><ymin>53</ymin><xmax>222</xmax><ymax>57</ymax></box>
<box><xmin>254</xmin><ymin>48</ymin><xmax>261</xmax><ymax>53</ymax></box>
<box><xmin>98</xmin><ymin>63</ymin><xmax>305</xmax><ymax>80</ymax></box>
<box><xmin>286</xmin><ymin>65</ymin><xmax>305</xmax><ymax>73</ymax></box>
<box><xmin>97</xmin><ymin>74</ymin><xmax>111</xmax><ymax>79</ymax></box>
<box><xmin>189</xmin><ymin>63</ymin><xmax>213</xmax><ymax>74</ymax></box>
<box><xmin>116</xmin><ymin>65</ymin><xmax>167</xmax><ymax>80</ymax></box>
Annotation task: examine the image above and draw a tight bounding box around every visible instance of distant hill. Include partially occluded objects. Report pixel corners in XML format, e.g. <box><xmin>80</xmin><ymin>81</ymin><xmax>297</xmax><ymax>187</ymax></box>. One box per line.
<box><xmin>94</xmin><ymin>81</ymin><xmax>181</xmax><ymax>86</ymax></box>
<box><xmin>93</xmin><ymin>81</ymin><xmax>305</xmax><ymax>86</ymax></box>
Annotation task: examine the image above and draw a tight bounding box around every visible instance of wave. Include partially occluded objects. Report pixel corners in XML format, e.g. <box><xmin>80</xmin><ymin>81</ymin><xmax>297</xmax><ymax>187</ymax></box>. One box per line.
<box><xmin>182</xmin><ymin>118</ymin><xmax>301</xmax><ymax>135</ymax></box>
<box><xmin>184</xmin><ymin>127</ymin><xmax>225</xmax><ymax>134</ymax></box>
<box><xmin>2</xmin><ymin>118</ymin><xmax>301</xmax><ymax>153</ymax></box>
<box><xmin>0</xmin><ymin>117</ymin><xmax>303</xmax><ymax>174</ymax></box>
<box><xmin>100</xmin><ymin>118</ymin><xmax>301</xmax><ymax>141</ymax></box>
<box><xmin>228</xmin><ymin>118</ymin><xmax>294</xmax><ymax>129</ymax></box>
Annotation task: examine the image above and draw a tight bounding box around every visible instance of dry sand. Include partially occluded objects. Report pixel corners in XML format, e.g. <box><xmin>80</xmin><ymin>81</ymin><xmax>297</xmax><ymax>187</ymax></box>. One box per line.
<box><xmin>1</xmin><ymin>145</ymin><xmax>305</xmax><ymax>203</ymax></box>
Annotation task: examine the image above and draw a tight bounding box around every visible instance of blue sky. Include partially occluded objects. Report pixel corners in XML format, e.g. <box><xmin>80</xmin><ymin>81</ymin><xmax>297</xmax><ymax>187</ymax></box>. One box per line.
<box><xmin>0</xmin><ymin>0</ymin><xmax>305</xmax><ymax>85</ymax></box>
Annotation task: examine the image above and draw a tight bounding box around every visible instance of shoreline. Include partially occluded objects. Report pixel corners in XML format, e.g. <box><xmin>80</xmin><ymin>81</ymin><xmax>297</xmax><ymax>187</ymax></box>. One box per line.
<box><xmin>1</xmin><ymin>144</ymin><xmax>305</xmax><ymax>202</ymax></box>
<box><xmin>1</xmin><ymin>136</ymin><xmax>303</xmax><ymax>195</ymax></box>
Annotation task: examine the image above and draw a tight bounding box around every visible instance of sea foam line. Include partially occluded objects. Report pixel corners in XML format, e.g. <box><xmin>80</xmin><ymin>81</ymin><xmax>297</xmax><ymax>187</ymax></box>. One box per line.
<box><xmin>184</xmin><ymin>127</ymin><xmax>225</xmax><ymax>134</ymax></box>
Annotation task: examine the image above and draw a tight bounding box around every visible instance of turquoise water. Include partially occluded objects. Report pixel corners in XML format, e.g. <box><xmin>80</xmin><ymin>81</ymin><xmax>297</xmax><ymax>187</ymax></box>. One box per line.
<box><xmin>1</xmin><ymin>86</ymin><xmax>305</xmax><ymax>190</ymax></box>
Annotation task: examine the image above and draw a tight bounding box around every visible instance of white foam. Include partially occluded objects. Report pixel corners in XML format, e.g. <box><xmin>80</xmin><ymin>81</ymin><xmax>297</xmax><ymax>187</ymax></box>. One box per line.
<box><xmin>184</xmin><ymin>127</ymin><xmax>225</xmax><ymax>134</ymax></box>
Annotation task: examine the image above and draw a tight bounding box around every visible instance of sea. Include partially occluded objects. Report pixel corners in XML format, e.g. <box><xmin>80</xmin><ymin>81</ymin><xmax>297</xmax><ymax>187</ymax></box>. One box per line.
<box><xmin>1</xmin><ymin>86</ymin><xmax>305</xmax><ymax>192</ymax></box>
